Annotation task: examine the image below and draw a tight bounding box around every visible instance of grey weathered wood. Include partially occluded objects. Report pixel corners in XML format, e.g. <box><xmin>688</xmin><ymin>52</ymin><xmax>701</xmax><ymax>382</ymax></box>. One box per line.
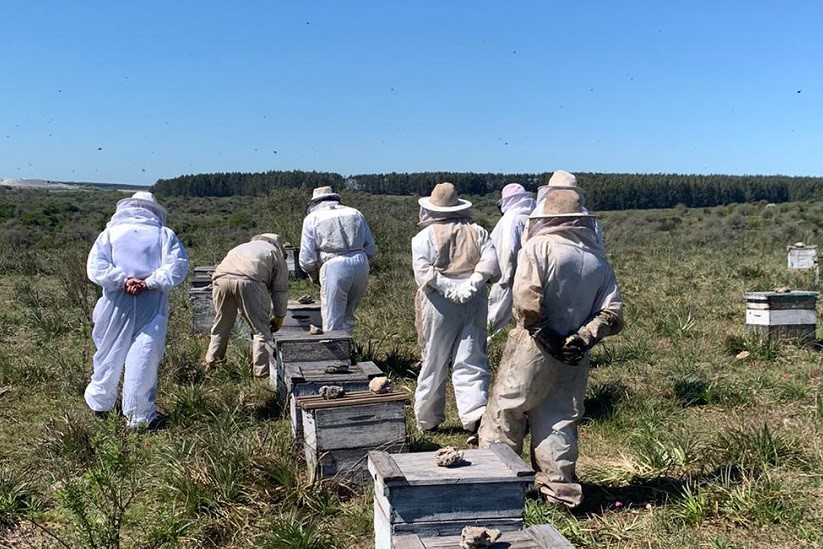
<box><xmin>307</xmin><ymin>443</ymin><xmax>408</xmax><ymax>486</ymax></box>
<box><xmin>297</xmin><ymin>391</ymin><xmax>410</xmax><ymax>411</ymax></box>
<box><xmin>286</xmin><ymin>362</ymin><xmax>388</xmax><ymax>442</ymax></box>
<box><xmin>390</xmin><ymin>535</ymin><xmax>426</xmax><ymax>549</ymax></box>
<box><xmin>489</xmin><ymin>443</ymin><xmax>536</xmax><ymax>477</ymax></box>
<box><xmin>382</xmin><ymin>449</ymin><xmax>536</xmax><ymax>486</ymax></box>
<box><xmin>275</xmin><ymin>330</ymin><xmax>352</xmax><ymax>363</ymax></box>
<box><xmin>303</xmin><ymin>400</ymin><xmax>407</xmax><ymax>451</ymax></box>
<box><xmin>368</xmin><ymin>451</ymin><xmax>406</xmax><ymax>484</ymax></box>
<box><xmin>527</xmin><ymin>524</ymin><xmax>576</xmax><ymax>548</ymax></box>
<box><xmin>281</xmin><ymin>299</ymin><xmax>322</xmax><ymax>330</ymax></box>
<box><xmin>390</xmin><ymin>524</ymin><xmax>573</xmax><ymax>549</ymax></box>
<box><xmin>302</xmin><ymin>398</ymin><xmax>408</xmax><ymax>485</ymax></box>
<box><xmin>188</xmin><ymin>289</ymin><xmax>215</xmax><ymax>334</ymax></box>
<box><xmin>371</xmin><ymin>447</ymin><xmax>535</xmax><ymax>548</ymax></box>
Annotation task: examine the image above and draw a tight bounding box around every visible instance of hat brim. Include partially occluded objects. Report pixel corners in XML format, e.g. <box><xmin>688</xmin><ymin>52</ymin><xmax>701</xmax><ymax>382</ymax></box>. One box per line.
<box><xmin>497</xmin><ymin>191</ymin><xmax>534</xmax><ymax>207</ymax></box>
<box><xmin>116</xmin><ymin>198</ymin><xmax>168</xmax><ymax>220</ymax></box>
<box><xmin>418</xmin><ymin>197</ymin><xmax>472</xmax><ymax>212</ymax></box>
<box><xmin>309</xmin><ymin>193</ymin><xmax>341</xmax><ymax>203</ymax></box>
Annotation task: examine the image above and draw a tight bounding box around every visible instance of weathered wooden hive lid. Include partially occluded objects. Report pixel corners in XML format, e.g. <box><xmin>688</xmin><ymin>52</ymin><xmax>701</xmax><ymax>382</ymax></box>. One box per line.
<box><xmin>193</xmin><ymin>265</ymin><xmax>215</xmax><ymax>273</ymax></box>
<box><xmin>274</xmin><ymin>329</ymin><xmax>351</xmax><ymax>343</ymax></box>
<box><xmin>295</xmin><ymin>390</ymin><xmax>409</xmax><ymax>410</ymax></box>
<box><xmin>369</xmin><ymin>444</ymin><xmax>535</xmax><ymax>487</ymax></box>
<box><xmin>745</xmin><ymin>290</ymin><xmax>819</xmax><ymax>301</ymax></box>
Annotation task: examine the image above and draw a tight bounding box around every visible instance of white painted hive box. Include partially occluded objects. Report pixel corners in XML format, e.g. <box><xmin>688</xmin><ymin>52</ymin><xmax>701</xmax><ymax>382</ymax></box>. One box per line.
<box><xmin>297</xmin><ymin>391</ymin><xmax>409</xmax><ymax>486</ymax></box>
<box><xmin>391</xmin><ymin>524</ymin><xmax>574</xmax><ymax>549</ymax></box>
<box><xmin>368</xmin><ymin>444</ymin><xmax>535</xmax><ymax>549</ymax></box>
<box><xmin>787</xmin><ymin>244</ymin><xmax>817</xmax><ymax>270</ymax></box>
<box><xmin>745</xmin><ymin>291</ymin><xmax>819</xmax><ymax>341</ymax></box>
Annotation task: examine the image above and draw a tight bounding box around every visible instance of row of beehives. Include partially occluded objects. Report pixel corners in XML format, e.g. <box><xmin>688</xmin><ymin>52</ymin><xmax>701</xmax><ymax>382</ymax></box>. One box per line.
<box><xmin>189</xmin><ymin>263</ymin><xmax>573</xmax><ymax>548</ymax></box>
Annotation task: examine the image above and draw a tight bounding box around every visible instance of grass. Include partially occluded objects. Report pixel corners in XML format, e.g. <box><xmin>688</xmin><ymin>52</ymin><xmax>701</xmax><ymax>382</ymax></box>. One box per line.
<box><xmin>1</xmin><ymin>188</ymin><xmax>823</xmax><ymax>547</ymax></box>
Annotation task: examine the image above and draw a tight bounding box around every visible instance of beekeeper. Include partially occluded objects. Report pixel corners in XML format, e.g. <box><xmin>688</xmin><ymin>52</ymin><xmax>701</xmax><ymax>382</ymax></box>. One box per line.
<box><xmin>532</xmin><ymin>170</ymin><xmax>604</xmax><ymax>245</ymax></box>
<box><xmin>299</xmin><ymin>186</ymin><xmax>377</xmax><ymax>333</ymax></box>
<box><xmin>205</xmin><ymin>234</ymin><xmax>289</xmax><ymax>377</ymax></box>
<box><xmin>412</xmin><ymin>182</ymin><xmax>500</xmax><ymax>434</ymax></box>
<box><xmin>478</xmin><ymin>186</ymin><xmax>624</xmax><ymax>508</ymax></box>
<box><xmin>487</xmin><ymin>183</ymin><xmax>536</xmax><ymax>337</ymax></box>
<box><xmin>85</xmin><ymin>191</ymin><xmax>188</xmax><ymax>429</ymax></box>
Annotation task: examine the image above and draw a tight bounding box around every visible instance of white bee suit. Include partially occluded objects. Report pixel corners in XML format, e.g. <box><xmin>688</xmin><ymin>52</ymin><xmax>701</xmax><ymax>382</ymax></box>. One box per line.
<box><xmin>299</xmin><ymin>201</ymin><xmax>377</xmax><ymax>333</ymax></box>
<box><xmin>85</xmin><ymin>202</ymin><xmax>188</xmax><ymax>427</ymax></box>
<box><xmin>487</xmin><ymin>194</ymin><xmax>536</xmax><ymax>336</ymax></box>
<box><xmin>412</xmin><ymin>218</ymin><xmax>500</xmax><ymax>430</ymax></box>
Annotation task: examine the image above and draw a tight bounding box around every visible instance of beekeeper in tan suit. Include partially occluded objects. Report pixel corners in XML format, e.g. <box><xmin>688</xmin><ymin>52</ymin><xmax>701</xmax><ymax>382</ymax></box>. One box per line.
<box><xmin>205</xmin><ymin>234</ymin><xmax>289</xmax><ymax>377</ymax></box>
<box><xmin>412</xmin><ymin>183</ymin><xmax>500</xmax><ymax>434</ymax></box>
<box><xmin>478</xmin><ymin>184</ymin><xmax>624</xmax><ymax>508</ymax></box>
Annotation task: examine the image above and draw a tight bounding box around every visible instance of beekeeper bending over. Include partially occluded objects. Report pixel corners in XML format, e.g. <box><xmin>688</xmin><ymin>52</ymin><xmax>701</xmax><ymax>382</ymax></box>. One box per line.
<box><xmin>487</xmin><ymin>183</ymin><xmax>536</xmax><ymax>338</ymax></box>
<box><xmin>205</xmin><ymin>234</ymin><xmax>289</xmax><ymax>377</ymax></box>
<box><xmin>299</xmin><ymin>186</ymin><xmax>377</xmax><ymax>333</ymax></box>
<box><xmin>85</xmin><ymin>191</ymin><xmax>188</xmax><ymax>429</ymax></box>
<box><xmin>412</xmin><ymin>183</ymin><xmax>500</xmax><ymax>435</ymax></box>
<box><xmin>479</xmin><ymin>184</ymin><xmax>624</xmax><ymax>509</ymax></box>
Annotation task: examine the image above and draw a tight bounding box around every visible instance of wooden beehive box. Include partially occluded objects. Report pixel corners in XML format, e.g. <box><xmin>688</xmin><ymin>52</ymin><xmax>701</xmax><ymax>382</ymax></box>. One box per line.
<box><xmin>745</xmin><ymin>291</ymin><xmax>819</xmax><ymax>342</ymax></box>
<box><xmin>787</xmin><ymin>243</ymin><xmax>818</xmax><ymax>270</ymax></box>
<box><xmin>297</xmin><ymin>391</ymin><xmax>409</xmax><ymax>486</ymax></box>
<box><xmin>188</xmin><ymin>287</ymin><xmax>215</xmax><ymax>334</ymax></box>
<box><xmin>283</xmin><ymin>244</ymin><xmax>306</xmax><ymax>279</ymax></box>
<box><xmin>368</xmin><ymin>444</ymin><xmax>535</xmax><ymax>549</ymax></box>
<box><xmin>391</xmin><ymin>524</ymin><xmax>574</xmax><ymax>549</ymax></box>
<box><xmin>286</xmin><ymin>359</ymin><xmax>384</xmax><ymax>442</ymax></box>
<box><xmin>281</xmin><ymin>299</ymin><xmax>322</xmax><ymax>330</ymax></box>
<box><xmin>275</xmin><ymin>330</ymin><xmax>352</xmax><ymax>364</ymax></box>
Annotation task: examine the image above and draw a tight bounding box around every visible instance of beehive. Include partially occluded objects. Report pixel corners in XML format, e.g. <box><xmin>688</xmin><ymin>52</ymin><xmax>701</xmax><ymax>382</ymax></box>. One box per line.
<box><xmin>391</xmin><ymin>524</ymin><xmax>574</xmax><ymax>549</ymax></box>
<box><xmin>787</xmin><ymin>243</ymin><xmax>818</xmax><ymax>270</ymax></box>
<box><xmin>745</xmin><ymin>291</ymin><xmax>819</xmax><ymax>342</ymax></box>
<box><xmin>270</xmin><ymin>330</ymin><xmax>353</xmax><ymax>395</ymax></box>
<box><xmin>285</xmin><ymin>359</ymin><xmax>383</xmax><ymax>441</ymax></box>
<box><xmin>297</xmin><ymin>391</ymin><xmax>409</xmax><ymax>485</ymax></box>
<box><xmin>368</xmin><ymin>445</ymin><xmax>535</xmax><ymax>549</ymax></box>
<box><xmin>281</xmin><ymin>300</ymin><xmax>322</xmax><ymax>330</ymax></box>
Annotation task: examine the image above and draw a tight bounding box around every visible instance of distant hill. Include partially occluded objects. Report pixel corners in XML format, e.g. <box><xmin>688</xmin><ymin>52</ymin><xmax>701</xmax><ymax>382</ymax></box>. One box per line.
<box><xmin>0</xmin><ymin>178</ymin><xmax>144</xmax><ymax>192</ymax></box>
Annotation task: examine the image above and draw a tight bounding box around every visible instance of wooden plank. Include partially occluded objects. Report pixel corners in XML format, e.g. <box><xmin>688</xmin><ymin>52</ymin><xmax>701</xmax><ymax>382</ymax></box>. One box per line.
<box><xmin>385</xmin><ymin>483</ymin><xmax>529</xmax><ymax>524</ymax></box>
<box><xmin>277</xmin><ymin>337</ymin><xmax>352</xmax><ymax>363</ymax></box>
<box><xmin>390</xmin><ymin>517</ymin><xmax>523</xmax><ymax>538</ymax></box>
<box><xmin>384</xmin><ymin>449</ymin><xmax>537</xmax><ymax>486</ymax></box>
<box><xmin>309</xmin><ymin>443</ymin><xmax>408</xmax><ymax>486</ymax></box>
<box><xmin>409</xmin><ymin>529</ymin><xmax>547</xmax><ymax>549</ymax></box>
<box><xmin>391</xmin><ymin>535</ymin><xmax>426</xmax><ymax>549</ymax></box>
<box><xmin>308</xmin><ymin>407</ymin><xmax>407</xmax><ymax>451</ymax></box>
<box><xmin>489</xmin><ymin>443</ymin><xmax>536</xmax><ymax>477</ymax></box>
<box><xmin>296</xmin><ymin>391</ymin><xmax>410</xmax><ymax>410</ymax></box>
<box><xmin>527</xmin><ymin>524</ymin><xmax>576</xmax><ymax>548</ymax></box>
<box><xmin>368</xmin><ymin>451</ymin><xmax>406</xmax><ymax>483</ymax></box>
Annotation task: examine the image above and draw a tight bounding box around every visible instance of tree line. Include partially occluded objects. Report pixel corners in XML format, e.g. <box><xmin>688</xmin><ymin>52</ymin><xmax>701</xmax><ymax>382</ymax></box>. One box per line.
<box><xmin>152</xmin><ymin>170</ymin><xmax>823</xmax><ymax>211</ymax></box>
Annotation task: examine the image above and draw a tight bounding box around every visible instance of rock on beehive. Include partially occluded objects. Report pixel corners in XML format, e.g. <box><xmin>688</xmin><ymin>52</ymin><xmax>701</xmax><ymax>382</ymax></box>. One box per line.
<box><xmin>460</xmin><ymin>526</ymin><xmax>501</xmax><ymax>549</ymax></box>
<box><xmin>368</xmin><ymin>376</ymin><xmax>394</xmax><ymax>394</ymax></box>
<box><xmin>435</xmin><ymin>446</ymin><xmax>465</xmax><ymax>467</ymax></box>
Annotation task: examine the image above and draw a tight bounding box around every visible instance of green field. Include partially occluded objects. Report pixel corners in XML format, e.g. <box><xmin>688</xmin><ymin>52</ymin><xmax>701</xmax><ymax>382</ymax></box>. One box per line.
<box><xmin>1</xmin><ymin>187</ymin><xmax>823</xmax><ymax>548</ymax></box>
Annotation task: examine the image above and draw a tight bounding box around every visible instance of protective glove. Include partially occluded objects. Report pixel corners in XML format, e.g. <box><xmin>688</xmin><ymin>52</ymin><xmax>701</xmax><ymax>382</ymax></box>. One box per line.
<box><xmin>450</xmin><ymin>272</ymin><xmax>487</xmax><ymax>304</ymax></box>
<box><xmin>269</xmin><ymin>315</ymin><xmax>285</xmax><ymax>333</ymax></box>
<box><xmin>560</xmin><ymin>333</ymin><xmax>588</xmax><ymax>365</ymax></box>
<box><xmin>529</xmin><ymin>323</ymin><xmax>566</xmax><ymax>360</ymax></box>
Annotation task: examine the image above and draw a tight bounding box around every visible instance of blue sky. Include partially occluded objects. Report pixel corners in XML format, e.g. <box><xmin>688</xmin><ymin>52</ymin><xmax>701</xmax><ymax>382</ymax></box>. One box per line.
<box><xmin>2</xmin><ymin>1</ymin><xmax>822</xmax><ymax>185</ymax></box>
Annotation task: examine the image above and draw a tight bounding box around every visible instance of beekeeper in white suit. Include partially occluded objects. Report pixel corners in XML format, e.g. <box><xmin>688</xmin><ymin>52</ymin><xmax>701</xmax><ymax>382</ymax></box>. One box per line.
<box><xmin>299</xmin><ymin>186</ymin><xmax>377</xmax><ymax>333</ymax></box>
<box><xmin>412</xmin><ymin>182</ymin><xmax>500</xmax><ymax>434</ymax></box>
<box><xmin>478</xmin><ymin>185</ymin><xmax>623</xmax><ymax>508</ymax></box>
<box><xmin>85</xmin><ymin>191</ymin><xmax>188</xmax><ymax>429</ymax></box>
<box><xmin>487</xmin><ymin>183</ymin><xmax>536</xmax><ymax>337</ymax></box>
<box><xmin>532</xmin><ymin>170</ymin><xmax>603</xmax><ymax>245</ymax></box>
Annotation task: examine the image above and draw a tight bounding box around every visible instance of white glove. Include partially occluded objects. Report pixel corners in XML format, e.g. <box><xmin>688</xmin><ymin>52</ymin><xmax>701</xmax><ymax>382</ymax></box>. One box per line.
<box><xmin>451</xmin><ymin>273</ymin><xmax>487</xmax><ymax>304</ymax></box>
<box><xmin>444</xmin><ymin>286</ymin><xmax>464</xmax><ymax>303</ymax></box>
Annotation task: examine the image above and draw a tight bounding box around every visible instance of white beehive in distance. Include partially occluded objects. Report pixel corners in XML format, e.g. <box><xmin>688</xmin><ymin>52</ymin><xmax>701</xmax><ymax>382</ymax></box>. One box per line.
<box><xmin>787</xmin><ymin>242</ymin><xmax>817</xmax><ymax>270</ymax></box>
